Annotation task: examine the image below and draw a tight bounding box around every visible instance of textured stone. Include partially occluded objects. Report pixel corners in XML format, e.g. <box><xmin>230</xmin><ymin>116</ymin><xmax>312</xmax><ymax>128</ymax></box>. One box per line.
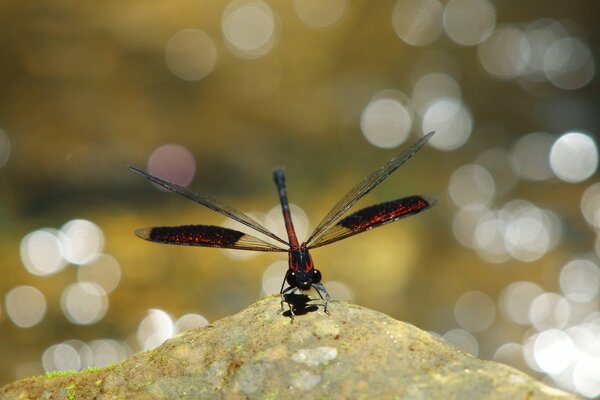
<box><xmin>0</xmin><ymin>295</ymin><xmax>578</xmax><ymax>399</ymax></box>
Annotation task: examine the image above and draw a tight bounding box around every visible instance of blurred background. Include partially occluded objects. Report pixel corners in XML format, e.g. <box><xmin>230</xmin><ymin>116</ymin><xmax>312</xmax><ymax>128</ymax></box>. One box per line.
<box><xmin>0</xmin><ymin>0</ymin><xmax>599</xmax><ymax>397</ymax></box>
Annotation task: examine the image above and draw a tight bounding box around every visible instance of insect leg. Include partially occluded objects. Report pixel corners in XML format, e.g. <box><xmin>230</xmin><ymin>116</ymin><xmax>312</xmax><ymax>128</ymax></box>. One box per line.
<box><xmin>279</xmin><ymin>285</ymin><xmax>298</xmax><ymax>319</ymax></box>
<box><xmin>312</xmin><ymin>283</ymin><xmax>331</xmax><ymax>314</ymax></box>
<box><xmin>279</xmin><ymin>270</ymin><xmax>293</xmax><ymax>313</ymax></box>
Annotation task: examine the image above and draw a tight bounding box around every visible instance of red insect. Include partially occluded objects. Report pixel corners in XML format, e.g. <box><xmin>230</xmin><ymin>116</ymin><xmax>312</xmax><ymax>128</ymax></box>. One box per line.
<box><xmin>130</xmin><ymin>132</ymin><xmax>436</xmax><ymax>315</ymax></box>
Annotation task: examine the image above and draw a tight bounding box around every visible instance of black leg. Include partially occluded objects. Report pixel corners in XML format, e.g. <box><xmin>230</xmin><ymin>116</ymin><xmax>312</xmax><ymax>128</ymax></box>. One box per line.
<box><xmin>279</xmin><ymin>271</ymin><xmax>297</xmax><ymax>319</ymax></box>
<box><xmin>279</xmin><ymin>270</ymin><xmax>289</xmax><ymax>294</ymax></box>
<box><xmin>279</xmin><ymin>285</ymin><xmax>297</xmax><ymax>319</ymax></box>
<box><xmin>278</xmin><ymin>271</ymin><xmax>291</xmax><ymax>313</ymax></box>
<box><xmin>312</xmin><ymin>283</ymin><xmax>331</xmax><ymax>314</ymax></box>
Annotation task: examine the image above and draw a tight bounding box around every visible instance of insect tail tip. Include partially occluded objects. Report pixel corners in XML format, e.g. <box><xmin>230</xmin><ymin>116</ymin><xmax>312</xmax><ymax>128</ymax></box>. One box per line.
<box><xmin>273</xmin><ymin>167</ymin><xmax>285</xmax><ymax>181</ymax></box>
<box><xmin>134</xmin><ymin>227</ymin><xmax>153</xmax><ymax>239</ymax></box>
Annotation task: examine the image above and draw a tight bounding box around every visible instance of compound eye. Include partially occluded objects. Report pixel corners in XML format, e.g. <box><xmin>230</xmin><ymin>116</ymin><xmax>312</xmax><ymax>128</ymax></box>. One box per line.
<box><xmin>312</xmin><ymin>269</ymin><xmax>322</xmax><ymax>283</ymax></box>
<box><xmin>286</xmin><ymin>272</ymin><xmax>297</xmax><ymax>286</ymax></box>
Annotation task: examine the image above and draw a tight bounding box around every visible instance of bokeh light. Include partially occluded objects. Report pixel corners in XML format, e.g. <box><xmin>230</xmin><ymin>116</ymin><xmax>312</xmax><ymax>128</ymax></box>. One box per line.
<box><xmin>39</xmin><ymin>339</ymin><xmax>131</xmax><ymax>374</ymax></box>
<box><xmin>137</xmin><ymin>309</ymin><xmax>174</xmax><ymax>350</ymax></box>
<box><xmin>452</xmin><ymin>205</ymin><xmax>487</xmax><ymax>249</ymax></box>
<box><xmin>222</xmin><ymin>212</ymin><xmax>265</xmax><ymax>260</ymax></box>
<box><xmin>421</xmin><ymin>98</ymin><xmax>472</xmax><ymax>151</ymax></box>
<box><xmin>174</xmin><ymin>313</ymin><xmax>209</xmax><ymax>334</ymax></box>
<box><xmin>448</xmin><ymin>164</ymin><xmax>495</xmax><ymax>208</ymax></box>
<box><xmin>451</xmin><ymin>194</ymin><xmax>562</xmax><ymax>264</ymax></box>
<box><xmin>443</xmin><ymin>0</ymin><xmax>495</xmax><ymax>46</ymax></box>
<box><xmin>454</xmin><ymin>291</ymin><xmax>495</xmax><ymax>332</ymax></box>
<box><xmin>360</xmin><ymin>91</ymin><xmax>413</xmax><ymax>149</ymax></box>
<box><xmin>559</xmin><ymin>259</ymin><xmax>600</xmax><ymax>303</ymax></box>
<box><xmin>5</xmin><ymin>286</ymin><xmax>47</xmax><ymax>328</ymax></box>
<box><xmin>478</xmin><ymin>25</ymin><xmax>527</xmax><ymax>80</ymax></box>
<box><xmin>549</xmin><ymin>132</ymin><xmax>598</xmax><ymax>183</ymax></box>
<box><xmin>502</xmin><ymin>201</ymin><xmax>558</xmax><ymax>263</ymax></box>
<box><xmin>42</xmin><ymin>343</ymin><xmax>80</xmax><ymax>372</ymax></box>
<box><xmin>61</xmin><ymin>219</ymin><xmax>104</xmax><ymax>265</ymax></box>
<box><xmin>581</xmin><ymin>183</ymin><xmax>600</xmax><ymax>229</ymax></box>
<box><xmin>391</xmin><ymin>0</ymin><xmax>443</xmax><ymax>46</ymax></box>
<box><xmin>443</xmin><ymin>328</ymin><xmax>478</xmax><ymax>356</ymax></box>
<box><xmin>529</xmin><ymin>292</ymin><xmax>571</xmax><ymax>331</ymax></box>
<box><xmin>509</xmin><ymin>133</ymin><xmax>554</xmax><ymax>182</ymax></box>
<box><xmin>411</xmin><ymin>73</ymin><xmax>461</xmax><ymax>117</ymax></box>
<box><xmin>533</xmin><ymin>329</ymin><xmax>575</xmax><ymax>375</ymax></box>
<box><xmin>543</xmin><ymin>37</ymin><xmax>595</xmax><ymax>90</ymax></box>
<box><xmin>77</xmin><ymin>253</ymin><xmax>122</xmax><ymax>293</ymax></box>
<box><xmin>521</xmin><ymin>19</ymin><xmax>568</xmax><ymax>82</ymax></box>
<box><xmin>494</xmin><ymin>342</ymin><xmax>525</xmax><ymax>370</ymax></box>
<box><xmin>573</xmin><ymin>357</ymin><xmax>600</xmax><ymax>398</ymax></box>
<box><xmin>147</xmin><ymin>144</ymin><xmax>197</xmax><ymax>188</ymax></box>
<box><xmin>265</xmin><ymin>203</ymin><xmax>309</xmax><ymax>243</ymax></box>
<box><xmin>165</xmin><ymin>29</ymin><xmax>218</xmax><ymax>81</ymax></box>
<box><xmin>61</xmin><ymin>283</ymin><xmax>109</xmax><ymax>325</ymax></box>
<box><xmin>79</xmin><ymin>339</ymin><xmax>131</xmax><ymax>369</ymax></box>
<box><xmin>261</xmin><ymin>261</ymin><xmax>288</xmax><ymax>295</ymax></box>
<box><xmin>222</xmin><ymin>0</ymin><xmax>278</xmax><ymax>59</ymax></box>
<box><xmin>20</xmin><ymin>229</ymin><xmax>67</xmax><ymax>276</ymax></box>
<box><xmin>472</xmin><ymin>209</ymin><xmax>510</xmax><ymax>263</ymax></box>
<box><xmin>499</xmin><ymin>281</ymin><xmax>544</xmax><ymax>325</ymax></box>
<box><xmin>293</xmin><ymin>0</ymin><xmax>347</xmax><ymax>30</ymax></box>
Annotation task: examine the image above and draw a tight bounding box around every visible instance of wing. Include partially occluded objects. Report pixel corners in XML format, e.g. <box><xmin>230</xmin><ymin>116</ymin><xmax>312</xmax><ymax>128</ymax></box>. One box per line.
<box><xmin>136</xmin><ymin>225</ymin><xmax>288</xmax><ymax>252</ymax></box>
<box><xmin>307</xmin><ymin>195</ymin><xmax>435</xmax><ymax>249</ymax></box>
<box><xmin>305</xmin><ymin>132</ymin><xmax>434</xmax><ymax>247</ymax></box>
<box><xmin>129</xmin><ymin>166</ymin><xmax>289</xmax><ymax>247</ymax></box>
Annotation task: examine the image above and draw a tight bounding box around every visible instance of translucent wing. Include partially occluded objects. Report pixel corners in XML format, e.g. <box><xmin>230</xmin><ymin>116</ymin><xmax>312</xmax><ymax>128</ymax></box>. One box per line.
<box><xmin>307</xmin><ymin>195</ymin><xmax>435</xmax><ymax>249</ymax></box>
<box><xmin>305</xmin><ymin>132</ymin><xmax>434</xmax><ymax>247</ymax></box>
<box><xmin>129</xmin><ymin>166</ymin><xmax>289</xmax><ymax>247</ymax></box>
<box><xmin>136</xmin><ymin>225</ymin><xmax>288</xmax><ymax>252</ymax></box>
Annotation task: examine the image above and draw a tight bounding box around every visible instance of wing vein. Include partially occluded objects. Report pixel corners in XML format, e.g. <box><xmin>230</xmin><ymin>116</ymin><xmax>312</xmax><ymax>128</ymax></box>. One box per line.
<box><xmin>307</xmin><ymin>195</ymin><xmax>435</xmax><ymax>249</ymax></box>
<box><xmin>305</xmin><ymin>132</ymin><xmax>434</xmax><ymax>247</ymax></box>
<box><xmin>129</xmin><ymin>166</ymin><xmax>289</xmax><ymax>247</ymax></box>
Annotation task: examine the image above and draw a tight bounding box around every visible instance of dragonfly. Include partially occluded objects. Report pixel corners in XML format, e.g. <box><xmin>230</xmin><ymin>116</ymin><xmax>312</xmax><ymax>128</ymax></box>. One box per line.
<box><xmin>130</xmin><ymin>132</ymin><xmax>436</xmax><ymax>315</ymax></box>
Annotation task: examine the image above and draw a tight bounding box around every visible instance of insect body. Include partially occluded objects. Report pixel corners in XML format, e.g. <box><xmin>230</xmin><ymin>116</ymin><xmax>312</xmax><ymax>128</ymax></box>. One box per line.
<box><xmin>131</xmin><ymin>132</ymin><xmax>436</xmax><ymax>315</ymax></box>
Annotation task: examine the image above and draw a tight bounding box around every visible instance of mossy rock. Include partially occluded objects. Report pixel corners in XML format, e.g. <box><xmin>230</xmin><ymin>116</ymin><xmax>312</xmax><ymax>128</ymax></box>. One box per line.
<box><xmin>0</xmin><ymin>295</ymin><xmax>577</xmax><ymax>399</ymax></box>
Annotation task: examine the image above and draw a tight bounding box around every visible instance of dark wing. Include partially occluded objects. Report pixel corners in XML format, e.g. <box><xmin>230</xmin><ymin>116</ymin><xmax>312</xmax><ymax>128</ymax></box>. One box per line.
<box><xmin>136</xmin><ymin>225</ymin><xmax>288</xmax><ymax>252</ymax></box>
<box><xmin>305</xmin><ymin>132</ymin><xmax>434</xmax><ymax>247</ymax></box>
<box><xmin>307</xmin><ymin>195</ymin><xmax>435</xmax><ymax>249</ymax></box>
<box><xmin>129</xmin><ymin>166</ymin><xmax>289</xmax><ymax>247</ymax></box>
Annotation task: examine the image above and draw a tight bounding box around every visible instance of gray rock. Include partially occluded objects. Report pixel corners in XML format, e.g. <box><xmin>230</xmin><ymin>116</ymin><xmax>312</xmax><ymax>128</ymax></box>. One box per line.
<box><xmin>0</xmin><ymin>295</ymin><xmax>578</xmax><ymax>399</ymax></box>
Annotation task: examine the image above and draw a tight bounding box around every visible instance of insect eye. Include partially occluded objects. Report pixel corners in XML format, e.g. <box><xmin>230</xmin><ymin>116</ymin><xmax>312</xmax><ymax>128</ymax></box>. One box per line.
<box><xmin>312</xmin><ymin>269</ymin><xmax>322</xmax><ymax>283</ymax></box>
<box><xmin>286</xmin><ymin>272</ymin><xmax>297</xmax><ymax>286</ymax></box>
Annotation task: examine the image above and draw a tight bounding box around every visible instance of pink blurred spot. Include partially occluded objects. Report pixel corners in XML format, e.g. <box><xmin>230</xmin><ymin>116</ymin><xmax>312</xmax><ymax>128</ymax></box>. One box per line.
<box><xmin>147</xmin><ymin>144</ymin><xmax>196</xmax><ymax>188</ymax></box>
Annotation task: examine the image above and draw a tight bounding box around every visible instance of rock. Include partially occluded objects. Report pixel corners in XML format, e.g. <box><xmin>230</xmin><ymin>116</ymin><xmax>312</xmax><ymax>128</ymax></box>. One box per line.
<box><xmin>1</xmin><ymin>295</ymin><xmax>577</xmax><ymax>399</ymax></box>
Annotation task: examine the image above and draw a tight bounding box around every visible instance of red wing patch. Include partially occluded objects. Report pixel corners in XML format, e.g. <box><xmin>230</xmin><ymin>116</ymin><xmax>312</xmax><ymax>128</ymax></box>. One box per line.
<box><xmin>307</xmin><ymin>195</ymin><xmax>435</xmax><ymax>249</ymax></box>
<box><xmin>136</xmin><ymin>225</ymin><xmax>287</xmax><ymax>252</ymax></box>
<box><xmin>339</xmin><ymin>196</ymin><xmax>432</xmax><ymax>231</ymax></box>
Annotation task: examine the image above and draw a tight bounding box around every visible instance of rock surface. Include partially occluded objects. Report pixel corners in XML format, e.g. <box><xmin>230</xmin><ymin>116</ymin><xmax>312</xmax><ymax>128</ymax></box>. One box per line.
<box><xmin>1</xmin><ymin>295</ymin><xmax>578</xmax><ymax>399</ymax></box>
